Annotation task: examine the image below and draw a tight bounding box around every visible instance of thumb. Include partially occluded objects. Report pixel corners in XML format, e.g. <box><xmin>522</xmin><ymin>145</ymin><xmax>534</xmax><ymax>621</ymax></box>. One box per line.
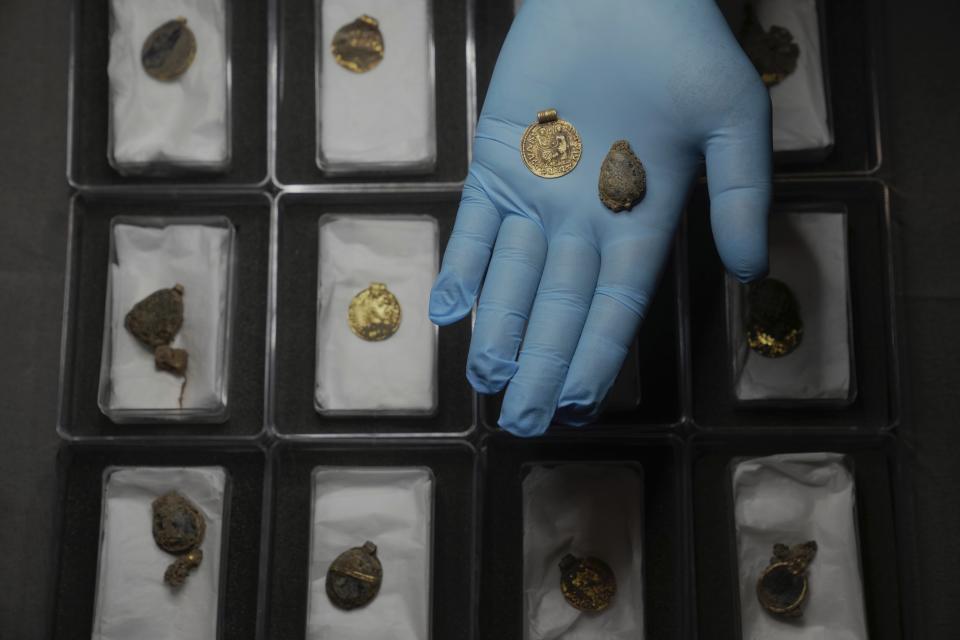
<box><xmin>704</xmin><ymin>90</ymin><xmax>773</xmax><ymax>283</ymax></box>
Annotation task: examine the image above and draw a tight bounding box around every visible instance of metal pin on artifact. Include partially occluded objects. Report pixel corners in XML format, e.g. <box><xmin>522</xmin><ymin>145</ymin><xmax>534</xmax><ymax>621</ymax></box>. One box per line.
<box><xmin>559</xmin><ymin>553</ymin><xmax>617</xmax><ymax>612</ymax></box>
<box><xmin>756</xmin><ymin>541</ymin><xmax>818</xmax><ymax>618</ymax></box>
<box><xmin>152</xmin><ymin>491</ymin><xmax>206</xmax><ymax>588</ymax></box>
<box><xmin>326</xmin><ymin>541</ymin><xmax>383</xmax><ymax>610</ymax></box>
<box><xmin>520</xmin><ymin>109</ymin><xmax>583</xmax><ymax>179</ymax></box>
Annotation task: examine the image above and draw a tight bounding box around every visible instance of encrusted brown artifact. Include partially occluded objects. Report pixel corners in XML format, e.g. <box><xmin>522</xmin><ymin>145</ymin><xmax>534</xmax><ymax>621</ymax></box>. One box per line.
<box><xmin>598</xmin><ymin>140</ymin><xmax>646</xmax><ymax>212</ymax></box>
<box><xmin>125</xmin><ymin>284</ymin><xmax>189</xmax><ymax>379</ymax></box>
<box><xmin>142</xmin><ymin>18</ymin><xmax>198</xmax><ymax>82</ymax></box>
<box><xmin>348</xmin><ymin>283</ymin><xmax>402</xmax><ymax>341</ymax></box>
<box><xmin>559</xmin><ymin>554</ymin><xmax>617</xmax><ymax>613</ymax></box>
<box><xmin>521</xmin><ymin>109</ymin><xmax>583</xmax><ymax>179</ymax></box>
<box><xmin>739</xmin><ymin>4</ymin><xmax>800</xmax><ymax>88</ymax></box>
<box><xmin>326</xmin><ymin>541</ymin><xmax>383</xmax><ymax>610</ymax></box>
<box><xmin>757</xmin><ymin>541</ymin><xmax>818</xmax><ymax>618</ymax></box>
<box><xmin>332</xmin><ymin>15</ymin><xmax>385</xmax><ymax>73</ymax></box>
<box><xmin>746</xmin><ymin>277</ymin><xmax>803</xmax><ymax>358</ymax></box>
<box><xmin>152</xmin><ymin>491</ymin><xmax>206</xmax><ymax>588</ymax></box>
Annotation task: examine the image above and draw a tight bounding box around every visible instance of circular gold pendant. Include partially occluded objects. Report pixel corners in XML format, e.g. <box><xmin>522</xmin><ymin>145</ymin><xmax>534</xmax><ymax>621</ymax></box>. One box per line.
<box><xmin>521</xmin><ymin>109</ymin><xmax>583</xmax><ymax>179</ymax></box>
<box><xmin>332</xmin><ymin>15</ymin><xmax>385</xmax><ymax>73</ymax></box>
<box><xmin>326</xmin><ymin>541</ymin><xmax>383</xmax><ymax>610</ymax></box>
<box><xmin>559</xmin><ymin>554</ymin><xmax>617</xmax><ymax>612</ymax></box>
<box><xmin>348</xmin><ymin>283</ymin><xmax>402</xmax><ymax>341</ymax></box>
<box><xmin>756</xmin><ymin>541</ymin><xmax>817</xmax><ymax>618</ymax></box>
<box><xmin>142</xmin><ymin>18</ymin><xmax>197</xmax><ymax>82</ymax></box>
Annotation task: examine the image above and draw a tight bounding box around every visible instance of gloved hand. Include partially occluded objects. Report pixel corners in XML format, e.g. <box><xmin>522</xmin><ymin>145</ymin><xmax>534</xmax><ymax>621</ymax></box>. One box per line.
<box><xmin>430</xmin><ymin>0</ymin><xmax>772</xmax><ymax>436</ymax></box>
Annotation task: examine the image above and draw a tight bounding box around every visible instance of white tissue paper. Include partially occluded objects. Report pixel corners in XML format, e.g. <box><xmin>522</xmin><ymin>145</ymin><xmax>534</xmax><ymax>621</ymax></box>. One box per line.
<box><xmin>108</xmin><ymin>0</ymin><xmax>229</xmax><ymax>172</ymax></box>
<box><xmin>733</xmin><ymin>453</ymin><xmax>868</xmax><ymax>640</ymax></box>
<box><xmin>103</xmin><ymin>222</ymin><xmax>233</xmax><ymax>415</ymax></box>
<box><xmin>315</xmin><ymin>215</ymin><xmax>438</xmax><ymax>413</ymax></box>
<box><xmin>317</xmin><ymin>0</ymin><xmax>436</xmax><ymax>172</ymax></box>
<box><xmin>751</xmin><ymin>0</ymin><xmax>833</xmax><ymax>153</ymax></box>
<box><xmin>307</xmin><ymin>467</ymin><xmax>434</xmax><ymax>640</ymax></box>
<box><xmin>523</xmin><ymin>464</ymin><xmax>645</xmax><ymax>640</ymax></box>
<box><xmin>92</xmin><ymin>466</ymin><xmax>228</xmax><ymax>640</ymax></box>
<box><xmin>731</xmin><ymin>211</ymin><xmax>852</xmax><ymax>401</ymax></box>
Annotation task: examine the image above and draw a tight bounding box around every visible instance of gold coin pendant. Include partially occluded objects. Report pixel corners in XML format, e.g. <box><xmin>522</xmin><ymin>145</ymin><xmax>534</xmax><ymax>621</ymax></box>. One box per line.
<box><xmin>520</xmin><ymin>109</ymin><xmax>583</xmax><ymax>179</ymax></box>
<box><xmin>348</xmin><ymin>283</ymin><xmax>402</xmax><ymax>341</ymax></box>
<box><xmin>332</xmin><ymin>15</ymin><xmax>385</xmax><ymax>73</ymax></box>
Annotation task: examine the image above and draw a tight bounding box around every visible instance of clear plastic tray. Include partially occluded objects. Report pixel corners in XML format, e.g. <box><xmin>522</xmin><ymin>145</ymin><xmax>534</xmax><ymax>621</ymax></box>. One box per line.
<box><xmin>691</xmin><ymin>433</ymin><xmax>911</xmax><ymax>640</ymax></box>
<box><xmin>263</xmin><ymin>440</ymin><xmax>477</xmax><ymax>640</ymax></box>
<box><xmin>96</xmin><ymin>215</ymin><xmax>237</xmax><ymax>423</ymax></box>
<box><xmin>58</xmin><ymin>191</ymin><xmax>272</xmax><ymax>440</ymax></box>
<box><xmin>688</xmin><ymin>181</ymin><xmax>899</xmax><ymax>430</ymax></box>
<box><xmin>269</xmin><ymin>192</ymin><xmax>475</xmax><ymax>438</ymax></box>
<box><xmin>68</xmin><ymin>0</ymin><xmax>269</xmax><ymax>188</ymax></box>
<box><xmin>725</xmin><ymin>205</ymin><xmax>857</xmax><ymax>408</ymax></box>
<box><xmin>272</xmin><ymin>0</ymin><xmax>475</xmax><ymax>189</ymax></box>
<box><xmin>49</xmin><ymin>443</ymin><xmax>266</xmax><ymax>640</ymax></box>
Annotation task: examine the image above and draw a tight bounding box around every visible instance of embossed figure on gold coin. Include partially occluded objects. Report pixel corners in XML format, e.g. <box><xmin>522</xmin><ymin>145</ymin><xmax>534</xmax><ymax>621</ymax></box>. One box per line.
<box><xmin>142</xmin><ymin>18</ymin><xmax>197</xmax><ymax>82</ymax></box>
<box><xmin>757</xmin><ymin>541</ymin><xmax>818</xmax><ymax>619</ymax></box>
<box><xmin>348</xmin><ymin>283</ymin><xmax>402</xmax><ymax>341</ymax></box>
<box><xmin>332</xmin><ymin>15</ymin><xmax>385</xmax><ymax>73</ymax></box>
<box><xmin>521</xmin><ymin>109</ymin><xmax>583</xmax><ymax>178</ymax></box>
<box><xmin>559</xmin><ymin>554</ymin><xmax>617</xmax><ymax>612</ymax></box>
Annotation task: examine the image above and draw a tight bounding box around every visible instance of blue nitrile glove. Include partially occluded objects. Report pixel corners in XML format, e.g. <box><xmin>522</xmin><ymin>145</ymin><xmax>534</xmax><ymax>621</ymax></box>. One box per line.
<box><xmin>430</xmin><ymin>0</ymin><xmax>772</xmax><ymax>437</ymax></box>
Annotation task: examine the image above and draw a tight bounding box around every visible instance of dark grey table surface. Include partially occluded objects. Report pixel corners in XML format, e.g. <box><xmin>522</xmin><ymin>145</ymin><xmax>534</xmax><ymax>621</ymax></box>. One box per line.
<box><xmin>1</xmin><ymin>1</ymin><xmax>958</xmax><ymax>637</ymax></box>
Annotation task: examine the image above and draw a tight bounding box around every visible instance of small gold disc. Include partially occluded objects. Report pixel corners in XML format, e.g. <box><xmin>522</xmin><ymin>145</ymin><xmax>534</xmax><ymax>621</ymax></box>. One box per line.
<box><xmin>332</xmin><ymin>15</ymin><xmax>385</xmax><ymax>73</ymax></box>
<box><xmin>348</xmin><ymin>283</ymin><xmax>401</xmax><ymax>341</ymax></box>
<box><xmin>520</xmin><ymin>109</ymin><xmax>583</xmax><ymax>179</ymax></box>
<box><xmin>559</xmin><ymin>554</ymin><xmax>617</xmax><ymax>612</ymax></box>
<box><xmin>142</xmin><ymin>18</ymin><xmax>197</xmax><ymax>82</ymax></box>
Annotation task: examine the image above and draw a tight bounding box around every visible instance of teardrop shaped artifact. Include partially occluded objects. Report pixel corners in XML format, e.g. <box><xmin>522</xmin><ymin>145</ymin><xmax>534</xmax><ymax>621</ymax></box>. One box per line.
<box><xmin>745</xmin><ymin>277</ymin><xmax>804</xmax><ymax>358</ymax></box>
<box><xmin>598</xmin><ymin>140</ymin><xmax>646</xmax><ymax>212</ymax></box>
<box><xmin>125</xmin><ymin>284</ymin><xmax>185</xmax><ymax>348</ymax></box>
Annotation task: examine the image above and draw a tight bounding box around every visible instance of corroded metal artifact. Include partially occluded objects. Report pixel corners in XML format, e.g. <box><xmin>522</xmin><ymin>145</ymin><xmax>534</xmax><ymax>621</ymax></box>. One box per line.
<box><xmin>598</xmin><ymin>140</ymin><xmax>646</xmax><ymax>212</ymax></box>
<box><xmin>559</xmin><ymin>553</ymin><xmax>617</xmax><ymax>613</ymax></box>
<box><xmin>326</xmin><ymin>541</ymin><xmax>383</xmax><ymax>610</ymax></box>
<box><xmin>521</xmin><ymin>109</ymin><xmax>583</xmax><ymax>179</ymax></box>
<box><xmin>332</xmin><ymin>15</ymin><xmax>385</xmax><ymax>73</ymax></box>
<box><xmin>152</xmin><ymin>491</ymin><xmax>206</xmax><ymax>588</ymax></box>
<box><xmin>739</xmin><ymin>4</ymin><xmax>799</xmax><ymax>87</ymax></box>
<box><xmin>746</xmin><ymin>277</ymin><xmax>803</xmax><ymax>358</ymax></box>
<box><xmin>142</xmin><ymin>18</ymin><xmax>197</xmax><ymax>82</ymax></box>
<box><xmin>125</xmin><ymin>284</ymin><xmax>189</xmax><ymax>377</ymax></box>
<box><xmin>757</xmin><ymin>541</ymin><xmax>817</xmax><ymax>618</ymax></box>
<box><xmin>348</xmin><ymin>283</ymin><xmax>402</xmax><ymax>341</ymax></box>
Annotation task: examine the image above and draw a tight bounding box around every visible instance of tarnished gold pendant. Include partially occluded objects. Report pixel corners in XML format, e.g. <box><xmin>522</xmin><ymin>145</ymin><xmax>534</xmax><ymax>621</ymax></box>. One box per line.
<box><xmin>757</xmin><ymin>541</ymin><xmax>817</xmax><ymax>618</ymax></box>
<box><xmin>326</xmin><ymin>541</ymin><xmax>383</xmax><ymax>610</ymax></box>
<box><xmin>152</xmin><ymin>491</ymin><xmax>206</xmax><ymax>588</ymax></box>
<box><xmin>332</xmin><ymin>15</ymin><xmax>385</xmax><ymax>73</ymax></box>
<box><xmin>598</xmin><ymin>140</ymin><xmax>646</xmax><ymax>212</ymax></box>
<box><xmin>348</xmin><ymin>283</ymin><xmax>402</xmax><ymax>341</ymax></box>
<box><xmin>521</xmin><ymin>109</ymin><xmax>583</xmax><ymax>179</ymax></box>
<box><xmin>745</xmin><ymin>277</ymin><xmax>804</xmax><ymax>358</ymax></box>
<box><xmin>559</xmin><ymin>554</ymin><xmax>617</xmax><ymax>612</ymax></box>
<box><xmin>142</xmin><ymin>18</ymin><xmax>197</xmax><ymax>82</ymax></box>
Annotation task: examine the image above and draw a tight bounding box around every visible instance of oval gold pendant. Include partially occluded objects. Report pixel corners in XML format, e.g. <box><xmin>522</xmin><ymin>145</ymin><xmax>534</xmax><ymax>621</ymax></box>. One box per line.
<box><xmin>559</xmin><ymin>554</ymin><xmax>617</xmax><ymax>612</ymax></box>
<box><xmin>745</xmin><ymin>277</ymin><xmax>804</xmax><ymax>358</ymax></box>
<box><xmin>332</xmin><ymin>15</ymin><xmax>385</xmax><ymax>73</ymax></box>
<box><xmin>142</xmin><ymin>18</ymin><xmax>197</xmax><ymax>82</ymax></box>
<box><xmin>348</xmin><ymin>283</ymin><xmax>402</xmax><ymax>341</ymax></box>
<box><xmin>756</xmin><ymin>541</ymin><xmax>817</xmax><ymax>618</ymax></box>
<box><xmin>326</xmin><ymin>541</ymin><xmax>383</xmax><ymax>610</ymax></box>
<box><xmin>520</xmin><ymin>109</ymin><xmax>583</xmax><ymax>179</ymax></box>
